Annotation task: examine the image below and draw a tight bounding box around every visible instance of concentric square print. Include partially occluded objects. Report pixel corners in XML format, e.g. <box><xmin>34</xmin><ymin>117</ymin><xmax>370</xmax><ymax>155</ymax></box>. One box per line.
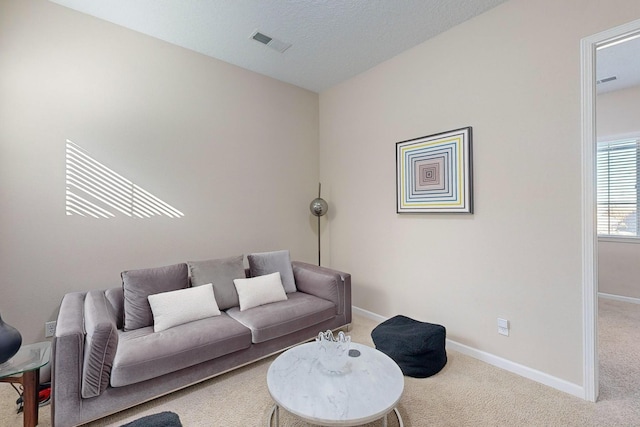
<box><xmin>396</xmin><ymin>127</ymin><xmax>473</xmax><ymax>213</ymax></box>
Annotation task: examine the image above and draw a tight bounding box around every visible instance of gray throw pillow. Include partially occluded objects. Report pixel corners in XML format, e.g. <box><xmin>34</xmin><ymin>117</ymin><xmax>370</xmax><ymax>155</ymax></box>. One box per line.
<box><xmin>248</xmin><ymin>250</ymin><xmax>296</xmax><ymax>293</ymax></box>
<box><xmin>82</xmin><ymin>290</ymin><xmax>118</xmax><ymax>398</ymax></box>
<box><xmin>187</xmin><ymin>255</ymin><xmax>246</xmax><ymax>310</ymax></box>
<box><xmin>121</xmin><ymin>263</ymin><xmax>188</xmax><ymax>331</ymax></box>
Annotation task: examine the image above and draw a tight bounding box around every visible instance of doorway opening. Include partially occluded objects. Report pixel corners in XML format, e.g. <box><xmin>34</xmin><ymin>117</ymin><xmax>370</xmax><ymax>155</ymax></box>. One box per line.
<box><xmin>581</xmin><ymin>18</ymin><xmax>640</xmax><ymax>403</ymax></box>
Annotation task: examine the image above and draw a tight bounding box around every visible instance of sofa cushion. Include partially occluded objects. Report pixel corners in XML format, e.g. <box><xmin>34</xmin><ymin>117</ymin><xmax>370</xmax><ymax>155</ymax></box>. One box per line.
<box><xmin>148</xmin><ymin>283</ymin><xmax>221</xmax><ymax>332</ymax></box>
<box><xmin>226</xmin><ymin>292</ymin><xmax>335</xmax><ymax>343</ymax></box>
<box><xmin>187</xmin><ymin>255</ymin><xmax>246</xmax><ymax>310</ymax></box>
<box><xmin>233</xmin><ymin>272</ymin><xmax>288</xmax><ymax>311</ymax></box>
<box><xmin>122</xmin><ymin>263</ymin><xmax>189</xmax><ymax>331</ymax></box>
<box><xmin>110</xmin><ymin>313</ymin><xmax>252</xmax><ymax>387</ymax></box>
<box><xmin>248</xmin><ymin>250</ymin><xmax>296</xmax><ymax>293</ymax></box>
<box><xmin>82</xmin><ymin>290</ymin><xmax>119</xmax><ymax>398</ymax></box>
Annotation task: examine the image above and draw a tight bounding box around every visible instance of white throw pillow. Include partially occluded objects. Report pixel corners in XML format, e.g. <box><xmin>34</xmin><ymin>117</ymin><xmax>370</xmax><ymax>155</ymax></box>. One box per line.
<box><xmin>148</xmin><ymin>283</ymin><xmax>221</xmax><ymax>332</ymax></box>
<box><xmin>233</xmin><ymin>272</ymin><xmax>288</xmax><ymax>311</ymax></box>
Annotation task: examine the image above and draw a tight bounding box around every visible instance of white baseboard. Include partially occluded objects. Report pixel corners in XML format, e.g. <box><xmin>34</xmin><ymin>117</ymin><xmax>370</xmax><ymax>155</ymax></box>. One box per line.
<box><xmin>445</xmin><ymin>340</ymin><xmax>584</xmax><ymax>398</ymax></box>
<box><xmin>352</xmin><ymin>306</ymin><xmax>388</xmax><ymax>322</ymax></box>
<box><xmin>352</xmin><ymin>306</ymin><xmax>585</xmax><ymax>399</ymax></box>
<box><xmin>598</xmin><ymin>292</ymin><xmax>640</xmax><ymax>304</ymax></box>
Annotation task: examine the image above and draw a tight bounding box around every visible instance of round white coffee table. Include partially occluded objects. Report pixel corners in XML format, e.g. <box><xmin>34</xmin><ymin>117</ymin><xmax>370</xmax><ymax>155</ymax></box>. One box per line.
<box><xmin>267</xmin><ymin>342</ymin><xmax>404</xmax><ymax>426</ymax></box>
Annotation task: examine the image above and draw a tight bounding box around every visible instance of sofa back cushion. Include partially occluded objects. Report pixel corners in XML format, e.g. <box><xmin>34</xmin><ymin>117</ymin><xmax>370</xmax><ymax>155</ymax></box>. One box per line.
<box><xmin>187</xmin><ymin>255</ymin><xmax>246</xmax><ymax>310</ymax></box>
<box><xmin>82</xmin><ymin>290</ymin><xmax>119</xmax><ymax>398</ymax></box>
<box><xmin>121</xmin><ymin>263</ymin><xmax>189</xmax><ymax>331</ymax></box>
<box><xmin>248</xmin><ymin>250</ymin><xmax>296</xmax><ymax>293</ymax></box>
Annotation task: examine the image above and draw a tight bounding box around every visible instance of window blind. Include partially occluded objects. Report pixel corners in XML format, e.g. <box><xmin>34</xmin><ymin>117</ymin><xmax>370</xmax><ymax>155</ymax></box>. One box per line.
<box><xmin>597</xmin><ymin>138</ymin><xmax>640</xmax><ymax>237</ymax></box>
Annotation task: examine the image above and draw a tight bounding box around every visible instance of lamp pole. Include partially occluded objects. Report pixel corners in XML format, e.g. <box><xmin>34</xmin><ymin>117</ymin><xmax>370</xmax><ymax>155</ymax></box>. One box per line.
<box><xmin>309</xmin><ymin>183</ymin><xmax>328</xmax><ymax>266</ymax></box>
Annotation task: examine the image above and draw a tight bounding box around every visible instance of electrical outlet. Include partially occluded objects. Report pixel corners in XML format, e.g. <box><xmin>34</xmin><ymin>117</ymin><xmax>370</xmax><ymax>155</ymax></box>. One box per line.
<box><xmin>45</xmin><ymin>321</ymin><xmax>57</xmax><ymax>338</ymax></box>
<box><xmin>497</xmin><ymin>318</ymin><xmax>509</xmax><ymax>336</ymax></box>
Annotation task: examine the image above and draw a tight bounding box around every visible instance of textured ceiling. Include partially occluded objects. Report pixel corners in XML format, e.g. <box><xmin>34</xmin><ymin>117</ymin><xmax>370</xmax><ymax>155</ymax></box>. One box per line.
<box><xmin>49</xmin><ymin>0</ymin><xmax>508</xmax><ymax>92</ymax></box>
<box><xmin>47</xmin><ymin>0</ymin><xmax>640</xmax><ymax>94</ymax></box>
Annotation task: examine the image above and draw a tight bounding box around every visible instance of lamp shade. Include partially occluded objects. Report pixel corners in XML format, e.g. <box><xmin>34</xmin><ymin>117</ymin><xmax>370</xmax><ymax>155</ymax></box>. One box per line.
<box><xmin>310</xmin><ymin>197</ymin><xmax>328</xmax><ymax>217</ymax></box>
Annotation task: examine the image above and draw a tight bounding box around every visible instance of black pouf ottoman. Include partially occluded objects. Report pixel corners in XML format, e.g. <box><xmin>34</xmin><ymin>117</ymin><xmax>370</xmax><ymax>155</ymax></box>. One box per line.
<box><xmin>371</xmin><ymin>315</ymin><xmax>447</xmax><ymax>378</ymax></box>
<box><xmin>120</xmin><ymin>412</ymin><xmax>182</xmax><ymax>427</ymax></box>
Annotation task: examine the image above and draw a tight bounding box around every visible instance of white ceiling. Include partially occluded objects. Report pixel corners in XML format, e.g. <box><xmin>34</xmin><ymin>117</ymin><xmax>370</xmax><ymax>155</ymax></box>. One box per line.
<box><xmin>48</xmin><ymin>0</ymin><xmax>640</xmax><ymax>94</ymax></box>
<box><xmin>596</xmin><ymin>35</ymin><xmax>640</xmax><ymax>95</ymax></box>
<box><xmin>49</xmin><ymin>0</ymin><xmax>508</xmax><ymax>93</ymax></box>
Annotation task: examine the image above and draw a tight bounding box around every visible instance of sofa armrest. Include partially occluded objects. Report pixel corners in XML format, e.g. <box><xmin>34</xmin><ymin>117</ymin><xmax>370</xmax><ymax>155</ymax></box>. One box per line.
<box><xmin>52</xmin><ymin>291</ymin><xmax>87</xmax><ymax>427</ymax></box>
<box><xmin>292</xmin><ymin>261</ymin><xmax>351</xmax><ymax>321</ymax></box>
<box><xmin>105</xmin><ymin>287</ymin><xmax>124</xmax><ymax>330</ymax></box>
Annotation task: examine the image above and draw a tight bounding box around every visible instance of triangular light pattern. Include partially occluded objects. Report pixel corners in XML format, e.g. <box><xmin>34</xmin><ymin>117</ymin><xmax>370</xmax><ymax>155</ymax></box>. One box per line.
<box><xmin>65</xmin><ymin>140</ymin><xmax>184</xmax><ymax>219</ymax></box>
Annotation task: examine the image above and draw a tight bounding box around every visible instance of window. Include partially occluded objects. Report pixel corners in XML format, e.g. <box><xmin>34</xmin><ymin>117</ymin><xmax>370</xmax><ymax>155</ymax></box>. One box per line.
<box><xmin>597</xmin><ymin>138</ymin><xmax>640</xmax><ymax>237</ymax></box>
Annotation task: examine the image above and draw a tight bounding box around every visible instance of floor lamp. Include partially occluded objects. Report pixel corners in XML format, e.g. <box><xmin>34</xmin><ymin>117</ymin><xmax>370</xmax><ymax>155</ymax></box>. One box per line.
<box><xmin>309</xmin><ymin>183</ymin><xmax>328</xmax><ymax>266</ymax></box>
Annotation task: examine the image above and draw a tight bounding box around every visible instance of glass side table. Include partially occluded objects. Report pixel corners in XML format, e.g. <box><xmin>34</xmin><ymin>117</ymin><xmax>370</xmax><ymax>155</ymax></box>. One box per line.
<box><xmin>0</xmin><ymin>342</ymin><xmax>51</xmax><ymax>427</ymax></box>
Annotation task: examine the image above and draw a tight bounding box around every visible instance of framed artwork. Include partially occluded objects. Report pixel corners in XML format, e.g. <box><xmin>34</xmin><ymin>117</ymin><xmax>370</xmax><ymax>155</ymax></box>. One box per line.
<box><xmin>396</xmin><ymin>127</ymin><xmax>473</xmax><ymax>214</ymax></box>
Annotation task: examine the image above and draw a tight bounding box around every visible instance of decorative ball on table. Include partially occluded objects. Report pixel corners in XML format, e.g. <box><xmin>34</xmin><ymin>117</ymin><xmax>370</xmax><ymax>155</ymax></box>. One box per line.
<box><xmin>0</xmin><ymin>313</ymin><xmax>22</xmax><ymax>365</ymax></box>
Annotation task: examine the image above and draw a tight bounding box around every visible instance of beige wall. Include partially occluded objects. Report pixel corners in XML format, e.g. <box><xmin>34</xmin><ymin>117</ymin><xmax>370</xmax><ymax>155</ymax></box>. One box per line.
<box><xmin>319</xmin><ymin>0</ymin><xmax>640</xmax><ymax>386</ymax></box>
<box><xmin>597</xmin><ymin>85</ymin><xmax>640</xmax><ymax>297</ymax></box>
<box><xmin>0</xmin><ymin>0</ymin><xmax>319</xmax><ymax>342</ymax></box>
<box><xmin>599</xmin><ymin>240</ymin><xmax>640</xmax><ymax>298</ymax></box>
<box><xmin>597</xmin><ymin>84</ymin><xmax>640</xmax><ymax>137</ymax></box>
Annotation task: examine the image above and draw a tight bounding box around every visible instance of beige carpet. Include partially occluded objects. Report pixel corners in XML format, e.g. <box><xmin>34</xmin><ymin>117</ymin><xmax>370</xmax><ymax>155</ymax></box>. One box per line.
<box><xmin>1</xmin><ymin>299</ymin><xmax>639</xmax><ymax>426</ymax></box>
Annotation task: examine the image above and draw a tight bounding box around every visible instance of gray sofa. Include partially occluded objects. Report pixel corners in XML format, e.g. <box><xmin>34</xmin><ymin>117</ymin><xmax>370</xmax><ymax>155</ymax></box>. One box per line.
<box><xmin>52</xmin><ymin>258</ymin><xmax>351</xmax><ymax>427</ymax></box>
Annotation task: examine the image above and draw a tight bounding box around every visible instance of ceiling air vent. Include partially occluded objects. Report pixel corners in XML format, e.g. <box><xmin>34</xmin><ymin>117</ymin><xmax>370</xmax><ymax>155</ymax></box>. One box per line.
<box><xmin>596</xmin><ymin>76</ymin><xmax>617</xmax><ymax>84</ymax></box>
<box><xmin>250</xmin><ymin>30</ymin><xmax>291</xmax><ymax>53</ymax></box>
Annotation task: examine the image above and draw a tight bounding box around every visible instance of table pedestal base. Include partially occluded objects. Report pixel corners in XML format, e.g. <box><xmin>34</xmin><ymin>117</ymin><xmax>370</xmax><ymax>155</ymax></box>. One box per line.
<box><xmin>267</xmin><ymin>404</ymin><xmax>404</xmax><ymax>427</ymax></box>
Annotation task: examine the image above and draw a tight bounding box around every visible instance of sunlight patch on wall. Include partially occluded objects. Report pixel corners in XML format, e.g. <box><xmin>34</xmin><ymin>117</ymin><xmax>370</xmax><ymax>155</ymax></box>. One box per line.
<box><xmin>65</xmin><ymin>140</ymin><xmax>184</xmax><ymax>219</ymax></box>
